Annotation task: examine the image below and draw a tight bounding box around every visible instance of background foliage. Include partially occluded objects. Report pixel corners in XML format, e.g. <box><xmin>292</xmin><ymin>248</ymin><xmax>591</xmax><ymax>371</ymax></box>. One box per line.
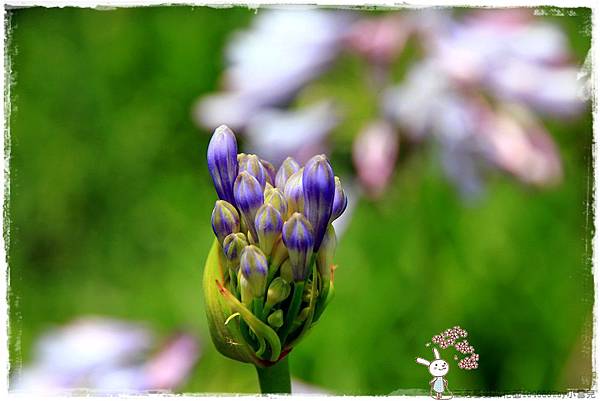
<box><xmin>7</xmin><ymin>6</ymin><xmax>593</xmax><ymax>394</ymax></box>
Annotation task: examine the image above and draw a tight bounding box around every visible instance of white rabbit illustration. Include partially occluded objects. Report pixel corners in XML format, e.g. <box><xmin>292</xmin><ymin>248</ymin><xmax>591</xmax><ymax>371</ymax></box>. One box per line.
<box><xmin>416</xmin><ymin>348</ymin><xmax>452</xmax><ymax>400</ymax></box>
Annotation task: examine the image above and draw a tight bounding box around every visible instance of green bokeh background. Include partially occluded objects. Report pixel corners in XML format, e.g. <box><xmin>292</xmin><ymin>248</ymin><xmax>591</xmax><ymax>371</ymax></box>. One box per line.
<box><xmin>7</xmin><ymin>6</ymin><xmax>593</xmax><ymax>395</ymax></box>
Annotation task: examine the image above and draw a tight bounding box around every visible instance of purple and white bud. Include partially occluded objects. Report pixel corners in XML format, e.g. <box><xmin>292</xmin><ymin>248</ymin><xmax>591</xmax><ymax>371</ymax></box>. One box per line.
<box><xmin>211</xmin><ymin>200</ymin><xmax>240</xmax><ymax>245</ymax></box>
<box><xmin>233</xmin><ymin>171</ymin><xmax>264</xmax><ymax>242</ymax></box>
<box><xmin>261</xmin><ymin>159</ymin><xmax>277</xmax><ymax>186</ymax></box>
<box><xmin>240</xmin><ymin>245</ymin><xmax>268</xmax><ymax>298</ymax></box>
<box><xmin>207</xmin><ymin>125</ymin><xmax>238</xmax><ymax>205</ymax></box>
<box><xmin>223</xmin><ymin>232</ymin><xmax>248</xmax><ymax>272</ymax></box>
<box><xmin>265</xmin><ymin>188</ymin><xmax>288</xmax><ymax>217</ymax></box>
<box><xmin>276</xmin><ymin>157</ymin><xmax>301</xmax><ymax>189</ymax></box>
<box><xmin>284</xmin><ymin>169</ymin><xmax>304</xmax><ymax>217</ymax></box>
<box><xmin>282</xmin><ymin>212</ymin><xmax>314</xmax><ymax>282</ymax></box>
<box><xmin>255</xmin><ymin>204</ymin><xmax>283</xmax><ymax>256</ymax></box>
<box><xmin>239</xmin><ymin>154</ymin><xmax>268</xmax><ymax>189</ymax></box>
<box><xmin>330</xmin><ymin>176</ymin><xmax>348</xmax><ymax>222</ymax></box>
<box><xmin>302</xmin><ymin>155</ymin><xmax>335</xmax><ymax>250</ymax></box>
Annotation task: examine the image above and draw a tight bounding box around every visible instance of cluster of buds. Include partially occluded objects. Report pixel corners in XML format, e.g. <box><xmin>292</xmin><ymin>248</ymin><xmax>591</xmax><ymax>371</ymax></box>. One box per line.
<box><xmin>203</xmin><ymin>125</ymin><xmax>347</xmax><ymax>367</ymax></box>
<box><xmin>458</xmin><ymin>353</ymin><xmax>479</xmax><ymax>370</ymax></box>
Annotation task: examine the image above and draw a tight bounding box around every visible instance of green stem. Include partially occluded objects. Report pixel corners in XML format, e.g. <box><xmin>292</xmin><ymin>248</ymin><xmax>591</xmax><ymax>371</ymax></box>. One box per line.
<box><xmin>255</xmin><ymin>357</ymin><xmax>291</xmax><ymax>394</ymax></box>
<box><xmin>279</xmin><ymin>281</ymin><xmax>305</xmax><ymax>343</ymax></box>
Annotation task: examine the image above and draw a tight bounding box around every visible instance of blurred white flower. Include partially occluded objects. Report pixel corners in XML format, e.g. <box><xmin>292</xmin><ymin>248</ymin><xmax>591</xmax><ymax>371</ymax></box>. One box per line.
<box><xmin>244</xmin><ymin>101</ymin><xmax>339</xmax><ymax>166</ymax></box>
<box><xmin>195</xmin><ymin>9</ymin><xmax>350</xmax><ymax>131</ymax></box>
<box><xmin>11</xmin><ymin>317</ymin><xmax>200</xmax><ymax>395</ymax></box>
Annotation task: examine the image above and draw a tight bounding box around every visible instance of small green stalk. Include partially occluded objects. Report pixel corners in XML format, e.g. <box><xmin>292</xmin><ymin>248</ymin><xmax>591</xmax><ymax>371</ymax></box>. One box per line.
<box><xmin>255</xmin><ymin>357</ymin><xmax>291</xmax><ymax>394</ymax></box>
<box><xmin>279</xmin><ymin>281</ymin><xmax>305</xmax><ymax>343</ymax></box>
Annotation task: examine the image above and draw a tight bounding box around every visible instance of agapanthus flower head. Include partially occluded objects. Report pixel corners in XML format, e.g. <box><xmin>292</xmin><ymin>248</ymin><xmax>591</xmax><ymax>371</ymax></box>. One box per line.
<box><xmin>203</xmin><ymin>125</ymin><xmax>346</xmax><ymax>367</ymax></box>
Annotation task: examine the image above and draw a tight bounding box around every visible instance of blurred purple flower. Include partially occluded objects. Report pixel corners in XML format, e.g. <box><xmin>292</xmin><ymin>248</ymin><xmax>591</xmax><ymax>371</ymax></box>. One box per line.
<box><xmin>244</xmin><ymin>102</ymin><xmax>339</xmax><ymax>166</ymax></box>
<box><xmin>429</xmin><ymin>9</ymin><xmax>584</xmax><ymax>116</ymax></box>
<box><xmin>11</xmin><ymin>317</ymin><xmax>200</xmax><ymax>394</ymax></box>
<box><xmin>195</xmin><ymin>10</ymin><xmax>350</xmax><ymax>131</ymax></box>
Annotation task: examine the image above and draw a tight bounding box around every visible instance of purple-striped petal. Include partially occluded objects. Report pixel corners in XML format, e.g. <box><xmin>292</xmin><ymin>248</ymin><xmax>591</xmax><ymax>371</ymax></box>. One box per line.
<box><xmin>207</xmin><ymin>125</ymin><xmax>238</xmax><ymax>204</ymax></box>
<box><xmin>302</xmin><ymin>155</ymin><xmax>335</xmax><ymax>250</ymax></box>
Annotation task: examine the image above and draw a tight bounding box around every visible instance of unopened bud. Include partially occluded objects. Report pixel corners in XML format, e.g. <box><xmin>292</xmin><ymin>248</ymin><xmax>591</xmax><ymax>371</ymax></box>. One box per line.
<box><xmin>211</xmin><ymin>200</ymin><xmax>240</xmax><ymax>245</ymax></box>
<box><xmin>223</xmin><ymin>232</ymin><xmax>248</xmax><ymax>272</ymax></box>
<box><xmin>266</xmin><ymin>277</ymin><xmax>291</xmax><ymax>309</ymax></box>
<box><xmin>276</xmin><ymin>157</ymin><xmax>301</xmax><ymax>189</ymax></box>
<box><xmin>282</xmin><ymin>213</ymin><xmax>314</xmax><ymax>282</ymax></box>
<box><xmin>255</xmin><ymin>204</ymin><xmax>283</xmax><ymax>256</ymax></box>
<box><xmin>240</xmin><ymin>245</ymin><xmax>268</xmax><ymax>298</ymax></box>
<box><xmin>316</xmin><ymin>224</ymin><xmax>336</xmax><ymax>282</ymax></box>
<box><xmin>267</xmin><ymin>309</ymin><xmax>284</xmax><ymax>329</ymax></box>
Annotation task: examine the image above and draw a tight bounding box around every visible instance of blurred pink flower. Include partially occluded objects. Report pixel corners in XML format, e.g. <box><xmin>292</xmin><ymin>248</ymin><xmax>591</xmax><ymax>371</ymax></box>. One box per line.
<box><xmin>352</xmin><ymin>121</ymin><xmax>399</xmax><ymax>198</ymax></box>
<box><xmin>481</xmin><ymin>105</ymin><xmax>563</xmax><ymax>187</ymax></box>
<box><xmin>345</xmin><ymin>14</ymin><xmax>411</xmax><ymax>64</ymax></box>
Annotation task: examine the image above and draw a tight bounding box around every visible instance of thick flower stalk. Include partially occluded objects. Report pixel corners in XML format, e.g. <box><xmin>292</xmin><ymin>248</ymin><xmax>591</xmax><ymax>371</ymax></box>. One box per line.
<box><xmin>202</xmin><ymin>125</ymin><xmax>346</xmax><ymax>393</ymax></box>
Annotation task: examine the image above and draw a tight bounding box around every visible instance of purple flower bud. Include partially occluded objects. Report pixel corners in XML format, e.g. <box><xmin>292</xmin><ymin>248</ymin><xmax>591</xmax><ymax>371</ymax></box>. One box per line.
<box><xmin>207</xmin><ymin>125</ymin><xmax>238</xmax><ymax>204</ymax></box>
<box><xmin>237</xmin><ymin>153</ymin><xmax>248</xmax><ymax>165</ymax></box>
<box><xmin>330</xmin><ymin>176</ymin><xmax>347</xmax><ymax>222</ymax></box>
<box><xmin>261</xmin><ymin>159</ymin><xmax>277</xmax><ymax>186</ymax></box>
<box><xmin>223</xmin><ymin>232</ymin><xmax>248</xmax><ymax>272</ymax></box>
<box><xmin>276</xmin><ymin>157</ymin><xmax>301</xmax><ymax>189</ymax></box>
<box><xmin>211</xmin><ymin>200</ymin><xmax>240</xmax><ymax>245</ymax></box>
<box><xmin>240</xmin><ymin>245</ymin><xmax>268</xmax><ymax>297</ymax></box>
<box><xmin>282</xmin><ymin>212</ymin><xmax>314</xmax><ymax>282</ymax></box>
<box><xmin>255</xmin><ymin>204</ymin><xmax>283</xmax><ymax>256</ymax></box>
<box><xmin>234</xmin><ymin>171</ymin><xmax>264</xmax><ymax>242</ymax></box>
<box><xmin>302</xmin><ymin>155</ymin><xmax>335</xmax><ymax>250</ymax></box>
<box><xmin>284</xmin><ymin>169</ymin><xmax>304</xmax><ymax>216</ymax></box>
<box><xmin>264</xmin><ymin>188</ymin><xmax>288</xmax><ymax>217</ymax></box>
<box><xmin>239</xmin><ymin>154</ymin><xmax>268</xmax><ymax>188</ymax></box>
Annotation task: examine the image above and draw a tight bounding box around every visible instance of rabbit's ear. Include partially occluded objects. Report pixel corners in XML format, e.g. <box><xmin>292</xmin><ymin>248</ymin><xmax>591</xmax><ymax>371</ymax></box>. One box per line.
<box><xmin>416</xmin><ymin>357</ymin><xmax>431</xmax><ymax>366</ymax></box>
<box><xmin>432</xmin><ymin>348</ymin><xmax>440</xmax><ymax>359</ymax></box>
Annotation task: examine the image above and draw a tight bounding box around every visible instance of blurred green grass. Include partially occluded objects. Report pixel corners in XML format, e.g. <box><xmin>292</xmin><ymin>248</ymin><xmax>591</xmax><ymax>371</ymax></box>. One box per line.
<box><xmin>7</xmin><ymin>6</ymin><xmax>593</xmax><ymax>395</ymax></box>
